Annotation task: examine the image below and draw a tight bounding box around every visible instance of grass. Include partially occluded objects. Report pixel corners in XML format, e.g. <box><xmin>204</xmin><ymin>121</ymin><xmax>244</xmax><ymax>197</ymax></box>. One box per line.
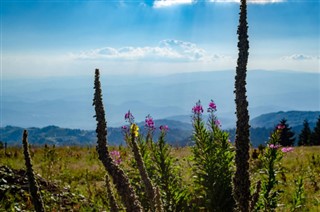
<box><xmin>1</xmin><ymin>145</ymin><xmax>319</xmax><ymax>211</ymax></box>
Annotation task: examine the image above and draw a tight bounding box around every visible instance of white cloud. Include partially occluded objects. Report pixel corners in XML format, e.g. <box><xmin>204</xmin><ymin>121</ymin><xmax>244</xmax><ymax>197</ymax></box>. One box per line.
<box><xmin>153</xmin><ymin>0</ymin><xmax>285</xmax><ymax>7</ymax></box>
<box><xmin>71</xmin><ymin>39</ymin><xmax>228</xmax><ymax>63</ymax></box>
<box><xmin>153</xmin><ymin>0</ymin><xmax>195</xmax><ymax>8</ymax></box>
<box><xmin>281</xmin><ymin>54</ymin><xmax>319</xmax><ymax>61</ymax></box>
<box><xmin>209</xmin><ymin>0</ymin><xmax>284</xmax><ymax>3</ymax></box>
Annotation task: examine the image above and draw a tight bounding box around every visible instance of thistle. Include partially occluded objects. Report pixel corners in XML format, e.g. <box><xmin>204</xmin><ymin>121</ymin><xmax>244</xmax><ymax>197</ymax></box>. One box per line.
<box><xmin>22</xmin><ymin>130</ymin><xmax>45</xmax><ymax>212</ymax></box>
<box><xmin>233</xmin><ymin>0</ymin><xmax>251</xmax><ymax>211</ymax></box>
<box><xmin>93</xmin><ymin>68</ymin><xmax>142</xmax><ymax>211</ymax></box>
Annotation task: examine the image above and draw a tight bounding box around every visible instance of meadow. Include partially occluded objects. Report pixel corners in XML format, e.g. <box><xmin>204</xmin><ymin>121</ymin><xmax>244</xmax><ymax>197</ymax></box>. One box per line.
<box><xmin>1</xmin><ymin>144</ymin><xmax>319</xmax><ymax>211</ymax></box>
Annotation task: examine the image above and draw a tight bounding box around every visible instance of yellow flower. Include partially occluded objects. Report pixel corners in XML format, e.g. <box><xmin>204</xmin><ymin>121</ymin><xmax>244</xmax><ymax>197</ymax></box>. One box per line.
<box><xmin>130</xmin><ymin>124</ymin><xmax>139</xmax><ymax>137</ymax></box>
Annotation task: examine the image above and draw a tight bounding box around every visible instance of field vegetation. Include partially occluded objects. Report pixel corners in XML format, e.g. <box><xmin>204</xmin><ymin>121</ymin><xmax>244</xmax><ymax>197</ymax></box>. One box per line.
<box><xmin>1</xmin><ymin>144</ymin><xmax>320</xmax><ymax>211</ymax></box>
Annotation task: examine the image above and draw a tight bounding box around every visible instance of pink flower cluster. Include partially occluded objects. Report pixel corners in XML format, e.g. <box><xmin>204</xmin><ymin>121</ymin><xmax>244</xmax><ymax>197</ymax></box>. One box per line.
<box><xmin>110</xmin><ymin>150</ymin><xmax>122</xmax><ymax>165</ymax></box>
<box><xmin>145</xmin><ymin>115</ymin><xmax>155</xmax><ymax>130</ymax></box>
<box><xmin>277</xmin><ymin>124</ymin><xmax>285</xmax><ymax>130</ymax></box>
<box><xmin>281</xmin><ymin>147</ymin><xmax>294</xmax><ymax>153</ymax></box>
<box><xmin>268</xmin><ymin>144</ymin><xmax>280</xmax><ymax>149</ymax></box>
<box><xmin>214</xmin><ymin>119</ymin><xmax>221</xmax><ymax>127</ymax></box>
<box><xmin>159</xmin><ymin>125</ymin><xmax>169</xmax><ymax>131</ymax></box>
<box><xmin>125</xmin><ymin>110</ymin><xmax>134</xmax><ymax>123</ymax></box>
<box><xmin>207</xmin><ymin>100</ymin><xmax>217</xmax><ymax>112</ymax></box>
<box><xmin>192</xmin><ymin>102</ymin><xmax>204</xmax><ymax>115</ymax></box>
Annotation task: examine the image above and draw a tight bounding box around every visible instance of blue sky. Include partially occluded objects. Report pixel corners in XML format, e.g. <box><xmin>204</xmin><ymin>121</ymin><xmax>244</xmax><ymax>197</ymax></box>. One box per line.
<box><xmin>1</xmin><ymin>0</ymin><xmax>319</xmax><ymax>77</ymax></box>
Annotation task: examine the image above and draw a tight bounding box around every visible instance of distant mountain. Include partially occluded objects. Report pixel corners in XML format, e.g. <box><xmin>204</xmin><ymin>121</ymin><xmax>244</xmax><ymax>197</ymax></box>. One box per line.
<box><xmin>251</xmin><ymin>111</ymin><xmax>320</xmax><ymax>128</ymax></box>
<box><xmin>2</xmin><ymin>110</ymin><xmax>319</xmax><ymax>147</ymax></box>
<box><xmin>0</xmin><ymin>119</ymin><xmax>192</xmax><ymax>147</ymax></box>
<box><xmin>2</xmin><ymin>70</ymin><xmax>319</xmax><ymax>129</ymax></box>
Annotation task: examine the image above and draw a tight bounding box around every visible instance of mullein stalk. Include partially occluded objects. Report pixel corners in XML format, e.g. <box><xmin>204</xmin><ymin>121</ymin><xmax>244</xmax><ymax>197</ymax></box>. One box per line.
<box><xmin>22</xmin><ymin>130</ymin><xmax>45</xmax><ymax>212</ymax></box>
<box><xmin>130</xmin><ymin>128</ymin><xmax>163</xmax><ymax>212</ymax></box>
<box><xmin>93</xmin><ymin>69</ymin><xmax>142</xmax><ymax>212</ymax></box>
<box><xmin>105</xmin><ymin>174</ymin><xmax>120</xmax><ymax>212</ymax></box>
<box><xmin>233</xmin><ymin>0</ymin><xmax>251</xmax><ymax>211</ymax></box>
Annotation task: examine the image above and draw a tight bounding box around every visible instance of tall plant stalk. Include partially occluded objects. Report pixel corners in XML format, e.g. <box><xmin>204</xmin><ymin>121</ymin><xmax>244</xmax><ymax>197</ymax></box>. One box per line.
<box><xmin>93</xmin><ymin>69</ymin><xmax>142</xmax><ymax>211</ymax></box>
<box><xmin>22</xmin><ymin>130</ymin><xmax>45</xmax><ymax>212</ymax></box>
<box><xmin>233</xmin><ymin>0</ymin><xmax>251</xmax><ymax>211</ymax></box>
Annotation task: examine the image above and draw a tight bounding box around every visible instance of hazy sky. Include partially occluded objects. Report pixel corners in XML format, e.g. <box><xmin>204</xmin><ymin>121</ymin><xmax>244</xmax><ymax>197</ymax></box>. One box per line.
<box><xmin>1</xmin><ymin>0</ymin><xmax>319</xmax><ymax>77</ymax></box>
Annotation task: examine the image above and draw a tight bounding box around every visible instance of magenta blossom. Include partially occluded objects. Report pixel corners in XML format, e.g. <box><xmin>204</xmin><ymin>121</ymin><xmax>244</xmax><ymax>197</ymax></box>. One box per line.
<box><xmin>159</xmin><ymin>125</ymin><xmax>169</xmax><ymax>131</ymax></box>
<box><xmin>125</xmin><ymin>110</ymin><xmax>134</xmax><ymax>123</ymax></box>
<box><xmin>207</xmin><ymin>100</ymin><xmax>217</xmax><ymax>112</ymax></box>
<box><xmin>281</xmin><ymin>147</ymin><xmax>294</xmax><ymax>153</ymax></box>
<box><xmin>121</xmin><ymin>125</ymin><xmax>128</xmax><ymax>130</ymax></box>
<box><xmin>110</xmin><ymin>150</ymin><xmax>122</xmax><ymax>165</ymax></box>
<box><xmin>269</xmin><ymin>144</ymin><xmax>280</xmax><ymax>149</ymax></box>
<box><xmin>214</xmin><ymin>119</ymin><xmax>221</xmax><ymax>127</ymax></box>
<box><xmin>192</xmin><ymin>101</ymin><xmax>204</xmax><ymax>115</ymax></box>
<box><xmin>145</xmin><ymin>114</ymin><xmax>155</xmax><ymax>130</ymax></box>
<box><xmin>277</xmin><ymin>124</ymin><xmax>285</xmax><ymax>130</ymax></box>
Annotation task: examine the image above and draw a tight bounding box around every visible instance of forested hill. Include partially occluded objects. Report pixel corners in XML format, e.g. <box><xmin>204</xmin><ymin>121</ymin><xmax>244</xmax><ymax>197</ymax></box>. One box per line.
<box><xmin>0</xmin><ymin>119</ymin><xmax>192</xmax><ymax>147</ymax></box>
<box><xmin>250</xmin><ymin>111</ymin><xmax>320</xmax><ymax>128</ymax></box>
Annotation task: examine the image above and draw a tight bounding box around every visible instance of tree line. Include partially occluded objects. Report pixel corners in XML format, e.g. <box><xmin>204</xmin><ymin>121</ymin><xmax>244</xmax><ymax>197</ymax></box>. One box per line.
<box><xmin>274</xmin><ymin>117</ymin><xmax>320</xmax><ymax>147</ymax></box>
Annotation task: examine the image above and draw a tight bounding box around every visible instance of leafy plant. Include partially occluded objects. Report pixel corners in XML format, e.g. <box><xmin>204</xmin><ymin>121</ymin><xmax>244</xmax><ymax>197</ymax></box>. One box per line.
<box><xmin>191</xmin><ymin>100</ymin><xmax>235</xmax><ymax>211</ymax></box>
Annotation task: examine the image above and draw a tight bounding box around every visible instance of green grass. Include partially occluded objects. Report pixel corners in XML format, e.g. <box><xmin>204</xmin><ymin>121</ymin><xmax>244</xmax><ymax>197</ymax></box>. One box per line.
<box><xmin>1</xmin><ymin>145</ymin><xmax>319</xmax><ymax>211</ymax></box>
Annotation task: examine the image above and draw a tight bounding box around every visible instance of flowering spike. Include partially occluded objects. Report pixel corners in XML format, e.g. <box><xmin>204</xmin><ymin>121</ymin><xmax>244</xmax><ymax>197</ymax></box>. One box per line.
<box><xmin>192</xmin><ymin>100</ymin><xmax>204</xmax><ymax>115</ymax></box>
<box><xmin>125</xmin><ymin>110</ymin><xmax>135</xmax><ymax>124</ymax></box>
<box><xmin>208</xmin><ymin>100</ymin><xmax>217</xmax><ymax>113</ymax></box>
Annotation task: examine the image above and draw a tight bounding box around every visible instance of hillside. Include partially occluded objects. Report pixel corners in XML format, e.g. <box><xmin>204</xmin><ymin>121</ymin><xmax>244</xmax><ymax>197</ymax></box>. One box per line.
<box><xmin>251</xmin><ymin>111</ymin><xmax>320</xmax><ymax>128</ymax></box>
<box><xmin>0</xmin><ymin>119</ymin><xmax>192</xmax><ymax>147</ymax></box>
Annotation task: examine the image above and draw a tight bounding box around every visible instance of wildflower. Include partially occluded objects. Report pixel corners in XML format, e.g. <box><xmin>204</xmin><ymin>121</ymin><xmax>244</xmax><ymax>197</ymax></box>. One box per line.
<box><xmin>110</xmin><ymin>150</ymin><xmax>122</xmax><ymax>165</ymax></box>
<box><xmin>281</xmin><ymin>147</ymin><xmax>294</xmax><ymax>153</ymax></box>
<box><xmin>159</xmin><ymin>125</ymin><xmax>169</xmax><ymax>132</ymax></box>
<box><xmin>269</xmin><ymin>144</ymin><xmax>280</xmax><ymax>149</ymax></box>
<box><xmin>125</xmin><ymin>110</ymin><xmax>134</xmax><ymax>123</ymax></box>
<box><xmin>214</xmin><ymin>119</ymin><xmax>221</xmax><ymax>127</ymax></box>
<box><xmin>145</xmin><ymin>114</ymin><xmax>155</xmax><ymax>130</ymax></box>
<box><xmin>207</xmin><ymin>100</ymin><xmax>217</xmax><ymax>112</ymax></box>
<box><xmin>130</xmin><ymin>124</ymin><xmax>139</xmax><ymax>137</ymax></box>
<box><xmin>192</xmin><ymin>101</ymin><xmax>204</xmax><ymax>115</ymax></box>
<box><xmin>121</xmin><ymin>125</ymin><xmax>128</xmax><ymax>130</ymax></box>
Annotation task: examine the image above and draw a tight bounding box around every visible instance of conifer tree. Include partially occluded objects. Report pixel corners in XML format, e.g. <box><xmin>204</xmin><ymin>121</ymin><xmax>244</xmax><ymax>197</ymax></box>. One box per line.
<box><xmin>276</xmin><ymin>119</ymin><xmax>295</xmax><ymax>146</ymax></box>
<box><xmin>233</xmin><ymin>0</ymin><xmax>251</xmax><ymax>211</ymax></box>
<box><xmin>311</xmin><ymin>116</ymin><xmax>320</xmax><ymax>145</ymax></box>
<box><xmin>298</xmin><ymin>120</ymin><xmax>311</xmax><ymax>146</ymax></box>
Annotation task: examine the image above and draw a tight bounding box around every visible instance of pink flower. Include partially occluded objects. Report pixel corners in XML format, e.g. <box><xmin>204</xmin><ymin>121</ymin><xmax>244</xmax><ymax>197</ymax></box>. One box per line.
<box><xmin>121</xmin><ymin>125</ymin><xmax>128</xmax><ymax>130</ymax></box>
<box><xmin>145</xmin><ymin>115</ymin><xmax>155</xmax><ymax>130</ymax></box>
<box><xmin>125</xmin><ymin>110</ymin><xmax>134</xmax><ymax>123</ymax></box>
<box><xmin>208</xmin><ymin>100</ymin><xmax>217</xmax><ymax>112</ymax></box>
<box><xmin>281</xmin><ymin>147</ymin><xmax>294</xmax><ymax>153</ymax></box>
<box><xmin>269</xmin><ymin>144</ymin><xmax>280</xmax><ymax>149</ymax></box>
<box><xmin>192</xmin><ymin>101</ymin><xmax>204</xmax><ymax>115</ymax></box>
<box><xmin>159</xmin><ymin>125</ymin><xmax>169</xmax><ymax>131</ymax></box>
<box><xmin>110</xmin><ymin>150</ymin><xmax>122</xmax><ymax>165</ymax></box>
<box><xmin>277</xmin><ymin>124</ymin><xmax>285</xmax><ymax>130</ymax></box>
<box><xmin>214</xmin><ymin>119</ymin><xmax>221</xmax><ymax>127</ymax></box>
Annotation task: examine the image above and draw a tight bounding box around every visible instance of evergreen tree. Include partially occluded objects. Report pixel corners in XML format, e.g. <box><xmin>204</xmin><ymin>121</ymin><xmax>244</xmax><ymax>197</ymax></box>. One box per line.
<box><xmin>276</xmin><ymin>119</ymin><xmax>295</xmax><ymax>146</ymax></box>
<box><xmin>298</xmin><ymin>120</ymin><xmax>311</xmax><ymax>146</ymax></box>
<box><xmin>310</xmin><ymin>116</ymin><xmax>320</xmax><ymax>145</ymax></box>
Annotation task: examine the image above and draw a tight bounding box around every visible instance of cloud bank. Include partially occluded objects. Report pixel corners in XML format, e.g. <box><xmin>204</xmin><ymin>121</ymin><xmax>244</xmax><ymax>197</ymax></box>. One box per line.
<box><xmin>72</xmin><ymin>39</ymin><xmax>227</xmax><ymax>63</ymax></box>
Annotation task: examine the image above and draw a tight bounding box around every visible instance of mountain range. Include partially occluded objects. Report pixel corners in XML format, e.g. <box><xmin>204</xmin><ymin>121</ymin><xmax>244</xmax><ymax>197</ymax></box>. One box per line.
<box><xmin>1</xmin><ymin>111</ymin><xmax>319</xmax><ymax>147</ymax></box>
<box><xmin>2</xmin><ymin>70</ymin><xmax>319</xmax><ymax>129</ymax></box>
